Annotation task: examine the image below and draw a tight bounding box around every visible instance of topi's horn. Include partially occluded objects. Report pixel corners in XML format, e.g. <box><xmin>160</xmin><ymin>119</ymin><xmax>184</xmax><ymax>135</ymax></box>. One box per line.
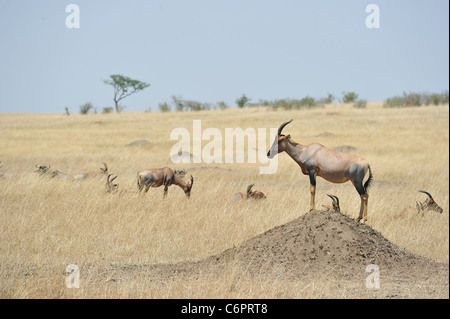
<box><xmin>418</xmin><ymin>190</ymin><xmax>433</xmax><ymax>200</ymax></box>
<box><xmin>277</xmin><ymin>119</ymin><xmax>293</xmax><ymax>136</ymax></box>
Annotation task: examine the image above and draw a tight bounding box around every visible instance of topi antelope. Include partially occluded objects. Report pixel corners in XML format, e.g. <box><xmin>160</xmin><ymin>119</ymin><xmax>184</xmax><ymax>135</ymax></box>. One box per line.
<box><xmin>35</xmin><ymin>164</ymin><xmax>72</xmax><ymax>179</ymax></box>
<box><xmin>247</xmin><ymin>184</ymin><xmax>266</xmax><ymax>199</ymax></box>
<box><xmin>416</xmin><ymin>190</ymin><xmax>443</xmax><ymax>214</ymax></box>
<box><xmin>397</xmin><ymin>190</ymin><xmax>443</xmax><ymax>218</ymax></box>
<box><xmin>106</xmin><ymin>174</ymin><xmax>119</xmax><ymax>194</ymax></box>
<box><xmin>137</xmin><ymin>167</ymin><xmax>194</xmax><ymax>198</ymax></box>
<box><xmin>267</xmin><ymin>119</ymin><xmax>373</xmax><ymax>223</ymax></box>
<box><xmin>322</xmin><ymin>194</ymin><xmax>340</xmax><ymax>212</ymax></box>
<box><xmin>74</xmin><ymin>162</ymin><xmax>109</xmax><ymax>180</ymax></box>
<box><xmin>105</xmin><ymin>174</ymin><xmax>138</xmax><ymax>195</ymax></box>
<box><xmin>233</xmin><ymin>184</ymin><xmax>266</xmax><ymax>200</ymax></box>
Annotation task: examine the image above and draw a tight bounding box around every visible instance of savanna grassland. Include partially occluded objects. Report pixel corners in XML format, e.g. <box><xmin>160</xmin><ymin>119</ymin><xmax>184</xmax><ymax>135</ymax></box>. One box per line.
<box><xmin>0</xmin><ymin>103</ymin><xmax>448</xmax><ymax>298</ymax></box>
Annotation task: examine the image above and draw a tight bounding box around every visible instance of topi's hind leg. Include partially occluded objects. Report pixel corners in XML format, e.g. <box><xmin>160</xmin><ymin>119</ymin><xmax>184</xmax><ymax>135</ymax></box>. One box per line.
<box><xmin>308</xmin><ymin>170</ymin><xmax>317</xmax><ymax>211</ymax></box>
<box><xmin>142</xmin><ymin>174</ymin><xmax>155</xmax><ymax>195</ymax></box>
<box><xmin>358</xmin><ymin>193</ymin><xmax>369</xmax><ymax>223</ymax></box>
<box><xmin>354</xmin><ymin>180</ymin><xmax>369</xmax><ymax>223</ymax></box>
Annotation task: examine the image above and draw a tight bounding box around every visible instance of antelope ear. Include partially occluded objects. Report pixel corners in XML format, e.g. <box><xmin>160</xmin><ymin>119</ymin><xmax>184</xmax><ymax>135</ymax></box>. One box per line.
<box><xmin>285</xmin><ymin>134</ymin><xmax>291</xmax><ymax>139</ymax></box>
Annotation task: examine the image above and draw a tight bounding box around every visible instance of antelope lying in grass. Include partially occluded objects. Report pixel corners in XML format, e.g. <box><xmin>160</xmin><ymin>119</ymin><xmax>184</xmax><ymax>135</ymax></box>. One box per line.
<box><xmin>233</xmin><ymin>184</ymin><xmax>266</xmax><ymax>200</ymax></box>
<box><xmin>36</xmin><ymin>163</ymin><xmax>109</xmax><ymax>180</ymax></box>
<box><xmin>322</xmin><ymin>194</ymin><xmax>340</xmax><ymax>212</ymax></box>
<box><xmin>137</xmin><ymin>167</ymin><xmax>194</xmax><ymax>198</ymax></box>
<box><xmin>399</xmin><ymin>190</ymin><xmax>443</xmax><ymax>217</ymax></box>
<box><xmin>416</xmin><ymin>190</ymin><xmax>443</xmax><ymax>214</ymax></box>
<box><xmin>35</xmin><ymin>164</ymin><xmax>72</xmax><ymax>179</ymax></box>
<box><xmin>74</xmin><ymin>162</ymin><xmax>109</xmax><ymax>180</ymax></box>
<box><xmin>106</xmin><ymin>174</ymin><xmax>119</xmax><ymax>194</ymax></box>
<box><xmin>267</xmin><ymin>119</ymin><xmax>373</xmax><ymax>223</ymax></box>
<box><xmin>105</xmin><ymin>174</ymin><xmax>138</xmax><ymax>195</ymax></box>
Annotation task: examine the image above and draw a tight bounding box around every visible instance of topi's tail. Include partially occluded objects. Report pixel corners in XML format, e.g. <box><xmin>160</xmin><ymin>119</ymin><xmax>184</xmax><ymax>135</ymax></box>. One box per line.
<box><xmin>364</xmin><ymin>164</ymin><xmax>373</xmax><ymax>192</ymax></box>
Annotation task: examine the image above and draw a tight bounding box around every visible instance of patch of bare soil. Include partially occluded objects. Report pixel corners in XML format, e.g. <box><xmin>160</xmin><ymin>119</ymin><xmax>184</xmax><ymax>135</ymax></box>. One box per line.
<box><xmin>110</xmin><ymin>210</ymin><xmax>449</xmax><ymax>298</ymax></box>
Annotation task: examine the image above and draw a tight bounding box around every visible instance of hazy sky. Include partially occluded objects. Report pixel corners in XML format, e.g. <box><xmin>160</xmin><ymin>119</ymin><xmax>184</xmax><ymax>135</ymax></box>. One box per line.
<box><xmin>0</xmin><ymin>0</ymin><xmax>448</xmax><ymax>113</ymax></box>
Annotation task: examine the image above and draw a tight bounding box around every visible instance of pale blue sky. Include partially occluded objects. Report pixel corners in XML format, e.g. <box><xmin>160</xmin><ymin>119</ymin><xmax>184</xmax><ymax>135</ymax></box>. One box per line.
<box><xmin>0</xmin><ymin>0</ymin><xmax>448</xmax><ymax>113</ymax></box>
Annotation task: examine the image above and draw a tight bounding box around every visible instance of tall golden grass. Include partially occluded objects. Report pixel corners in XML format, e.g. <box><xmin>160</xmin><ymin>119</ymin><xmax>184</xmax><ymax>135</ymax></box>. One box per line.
<box><xmin>0</xmin><ymin>102</ymin><xmax>448</xmax><ymax>298</ymax></box>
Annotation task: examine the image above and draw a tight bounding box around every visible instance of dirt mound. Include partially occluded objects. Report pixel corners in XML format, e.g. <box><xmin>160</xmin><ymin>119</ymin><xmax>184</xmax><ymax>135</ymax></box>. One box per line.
<box><xmin>201</xmin><ymin>210</ymin><xmax>438</xmax><ymax>278</ymax></box>
<box><xmin>107</xmin><ymin>210</ymin><xmax>448</xmax><ymax>297</ymax></box>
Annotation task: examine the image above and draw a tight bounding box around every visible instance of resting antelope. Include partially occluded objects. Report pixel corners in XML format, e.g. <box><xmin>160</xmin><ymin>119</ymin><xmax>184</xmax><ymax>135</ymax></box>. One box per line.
<box><xmin>105</xmin><ymin>174</ymin><xmax>138</xmax><ymax>195</ymax></box>
<box><xmin>137</xmin><ymin>167</ymin><xmax>194</xmax><ymax>198</ymax></box>
<box><xmin>398</xmin><ymin>190</ymin><xmax>443</xmax><ymax>217</ymax></box>
<box><xmin>74</xmin><ymin>162</ymin><xmax>109</xmax><ymax>180</ymax></box>
<box><xmin>267</xmin><ymin>119</ymin><xmax>373</xmax><ymax>223</ymax></box>
<box><xmin>233</xmin><ymin>184</ymin><xmax>266</xmax><ymax>200</ymax></box>
<box><xmin>322</xmin><ymin>194</ymin><xmax>340</xmax><ymax>212</ymax></box>
<box><xmin>416</xmin><ymin>190</ymin><xmax>443</xmax><ymax>214</ymax></box>
<box><xmin>35</xmin><ymin>164</ymin><xmax>72</xmax><ymax>179</ymax></box>
<box><xmin>106</xmin><ymin>174</ymin><xmax>119</xmax><ymax>194</ymax></box>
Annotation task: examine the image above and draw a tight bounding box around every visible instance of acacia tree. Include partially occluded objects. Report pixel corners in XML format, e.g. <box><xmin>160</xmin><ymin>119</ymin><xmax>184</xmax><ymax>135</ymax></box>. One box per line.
<box><xmin>103</xmin><ymin>74</ymin><xmax>150</xmax><ymax>112</ymax></box>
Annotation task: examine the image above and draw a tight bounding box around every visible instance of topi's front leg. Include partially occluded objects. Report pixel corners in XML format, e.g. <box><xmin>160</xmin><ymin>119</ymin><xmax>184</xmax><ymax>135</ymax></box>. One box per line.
<box><xmin>358</xmin><ymin>193</ymin><xmax>369</xmax><ymax>223</ymax></box>
<box><xmin>308</xmin><ymin>170</ymin><xmax>317</xmax><ymax>211</ymax></box>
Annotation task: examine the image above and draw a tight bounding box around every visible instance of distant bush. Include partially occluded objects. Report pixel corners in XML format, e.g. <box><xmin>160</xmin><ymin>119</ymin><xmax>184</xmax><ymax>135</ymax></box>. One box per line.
<box><xmin>236</xmin><ymin>94</ymin><xmax>251</xmax><ymax>108</ymax></box>
<box><xmin>171</xmin><ymin>95</ymin><xmax>211</xmax><ymax>112</ymax></box>
<box><xmin>354</xmin><ymin>99</ymin><xmax>367</xmax><ymax>109</ymax></box>
<box><xmin>384</xmin><ymin>91</ymin><xmax>449</xmax><ymax>108</ymax></box>
<box><xmin>79</xmin><ymin>102</ymin><xmax>93</xmax><ymax>114</ymax></box>
<box><xmin>102</xmin><ymin>107</ymin><xmax>114</xmax><ymax>114</ymax></box>
<box><xmin>342</xmin><ymin>91</ymin><xmax>359</xmax><ymax>103</ymax></box>
<box><xmin>299</xmin><ymin>96</ymin><xmax>317</xmax><ymax>108</ymax></box>
<box><xmin>318</xmin><ymin>93</ymin><xmax>335</xmax><ymax>104</ymax></box>
<box><xmin>404</xmin><ymin>92</ymin><xmax>422</xmax><ymax>106</ymax></box>
<box><xmin>216</xmin><ymin>101</ymin><xmax>228</xmax><ymax>110</ymax></box>
<box><xmin>422</xmin><ymin>91</ymin><xmax>449</xmax><ymax>105</ymax></box>
<box><xmin>262</xmin><ymin>96</ymin><xmax>323</xmax><ymax>110</ymax></box>
<box><xmin>186</xmin><ymin>100</ymin><xmax>211</xmax><ymax>111</ymax></box>
<box><xmin>158</xmin><ymin>102</ymin><xmax>171</xmax><ymax>112</ymax></box>
<box><xmin>258</xmin><ymin>99</ymin><xmax>272</xmax><ymax>107</ymax></box>
<box><xmin>384</xmin><ymin>96</ymin><xmax>406</xmax><ymax>108</ymax></box>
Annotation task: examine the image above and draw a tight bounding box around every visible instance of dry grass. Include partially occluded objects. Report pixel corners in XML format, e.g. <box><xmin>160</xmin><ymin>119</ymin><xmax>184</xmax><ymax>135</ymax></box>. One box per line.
<box><xmin>0</xmin><ymin>102</ymin><xmax>448</xmax><ymax>298</ymax></box>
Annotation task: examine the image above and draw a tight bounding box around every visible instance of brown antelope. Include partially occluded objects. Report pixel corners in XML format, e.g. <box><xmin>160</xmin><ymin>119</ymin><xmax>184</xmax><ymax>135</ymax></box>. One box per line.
<box><xmin>322</xmin><ymin>194</ymin><xmax>340</xmax><ymax>212</ymax></box>
<box><xmin>105</xmin><ymin>174</ymin><xmax>139</xmax><ymax>195</ymax></box>
<box><xmin>106</xmin><ymin>174</ymin><xmax>119</xmax><ymax>194</ymax></box>
<box><xmin>416</xmin><ymin>190</ymin><xmax>443</xmax><ymax>214</ymax></box>
<box><xmin>233</xmin><ymin>184</ymin><xmax>266</xmax><ymax>200</ymax></box>
<box><xmin>398</xmin><ymin>190</ymin><xmax>443</xmax><ymax>218</ymax></box>
<box><xmin>247</xmin><ymin>184</ymin><xmax>266</xmax><ymax>199</ymax></box>
<box><xmin>267</xmin><ymin>119</ymin><xmax>373</xmax><ymax>223</ymax></box>
<box><xmin>35</xmin><ymin>164</ymin><xmax>72</xmax><ymax>179</ymax></box>
<box><xmin>137</xmin><ymin>167</ymin><xmax>194</xmax><ymax>198</ymax></box>
<box><xmin>74</xmin><ymin>162</ymin><xmax>109</xmax><ymax>180</ymax></box>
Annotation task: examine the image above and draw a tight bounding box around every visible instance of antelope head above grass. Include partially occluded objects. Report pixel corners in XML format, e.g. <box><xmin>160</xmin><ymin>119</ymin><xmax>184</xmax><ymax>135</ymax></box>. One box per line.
<box><xmin>105</xmin><ymin>174</ymin><xmax>119</xmax><ymax>194</ymax></box>
<box><xmin>416</xmin><ymin>190</ymin><xmax>443</xmax><ymax>214</ymax></box>
<box><xmin>322</xmin><ymin>194</ymin><xmax>340</xmax><ymax>212</ymax></box>
<box><xmin>233</xmin><ymin>184</ymin><xmax>266</xmax><ymax>200</ymax></box>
